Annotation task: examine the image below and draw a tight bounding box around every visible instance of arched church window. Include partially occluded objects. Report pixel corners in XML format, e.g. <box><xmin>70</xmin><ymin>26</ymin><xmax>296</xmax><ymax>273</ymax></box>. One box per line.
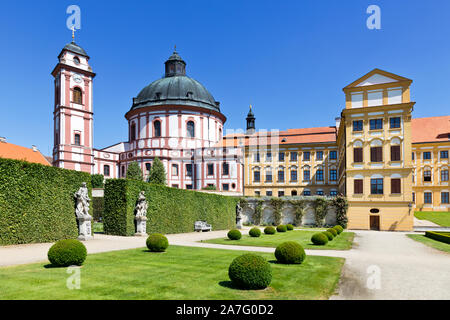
<box><xmin>73</xmin><ymin>87</ymin><xmax>82</xmax><ymax>104</ymax></box>
<box><xmin>74</xmin><ymin>133</ymin><xmax>81</xmax><ymax>146</ymax></box>
<box><xmin>130</xmin><ymin>123</ymin><xmax>136</xmax><ymax>141</ymax></box>
<box><xmin>187</xmin><ymin>121</ymin><xmax>195</xmax><ymax>138</ymax></box>
<box><xmin>154</xmin><ymin>120</ymin><xmax>161</xmax><ymax>137</ymax></box>
<box><xmin>104</xmin><ymin>165</ymin><xmax>110</xmax><ymax>177</ymax></box>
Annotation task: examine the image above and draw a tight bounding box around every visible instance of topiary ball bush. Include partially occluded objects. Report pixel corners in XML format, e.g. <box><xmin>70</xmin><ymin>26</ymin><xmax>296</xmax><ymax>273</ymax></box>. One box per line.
<box><xmin>333</xmin><ymin>225</ymin><xmax>344</xmax><ymax>234</ymax></box>
<box><xmin>47</xmin><ymin>239</ymin><xmax>87</xmax><ymax>267</ymax></box>
<box><xmin>228</xmin><ymin>229</ymin><xmax>242</xmax><ymax>240</ymax></box>
<box><xmin>311</xmin><ymin>233</ymin><xmax>328</xmax><ymax>245</ymax></box>
<box><xmin>276</xmin><ymin>225</ymin><xmax>287</xmax><ymax>232</ymax></box>
<box><xmin>264</xmin><ymin>226</ymin><xmax>276</xmax><ymax>235</ymax></box>
<box><xmin>327</xmin><ymin>228</ymin><xmax>338</xmax><ymax>237</ymax></box>
<box><xmin>146</xmin><ymin>233</ymin><xmax>169</xmax><ymax>252</ymax></box>
<box><xmin>286</xmin><ymin>224</ymin><xmax>294</xmax><ymax>231</ymax></box>
<box><xmin>275</xmin><ymin>241</ymin><xmax>306</xmax><ymax>264</ymax></box>
<box><xmin>249</xmin><ymin>227</ymin><xmax>261</xmax><ymax>237</ymax></box>
<box><xmin>323</xmin><ymin>231</ymin><xmax>334</xmax><ymax>241</ymax></box>
<box><xmin>228</xmin><ymin>254</ymin><xmax>272</xmax><ymax>290</ymax></box>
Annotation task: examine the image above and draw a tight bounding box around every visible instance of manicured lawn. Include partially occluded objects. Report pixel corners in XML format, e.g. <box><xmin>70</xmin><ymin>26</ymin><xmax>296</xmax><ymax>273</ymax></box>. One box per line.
<box><xmin>407</xmin><ymin>234</ymin><xmax>450</xmax><ymax>253</ymax></box>
<box><xmin>414</xmin><ymin>211</ymin><xmax>450</xmax><ymax>227</ymax></box>
<box><xmin>202</xmin><ymin>230</ymin><xmax>355</xmax><ymax>250</ymax></box>
<box><xmin>0</xmin><ymin>245</ymin><xmax>344</xmax><ymax>300</ymax></box>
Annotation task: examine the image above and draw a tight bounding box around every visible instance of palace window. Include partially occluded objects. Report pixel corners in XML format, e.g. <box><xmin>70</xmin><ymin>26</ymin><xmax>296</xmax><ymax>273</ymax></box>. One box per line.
<box><xmin>316</xmin><ymin>169</ymin><xmax>324</xmax><ymax>181</ymax></box>
<box><xmin>391</xmin><ymin>145</ymin><xmax>401</xmax><ymax>161</ymax></box>
<box><xmin>291</xmin><ymin>190</ymin><xmax>298</xmax><ymax>196</ymax></box>
<box><xmin>154</xmin><ymin>120</ymin><xmax>161</xmax><ymax>137</ymax></box>
<box><xmin>130</xmin><ymin>123</ymin><xmax>136</xmax><ymax>141</ymax></box>
<box><xmin>369</xmin><ymin>119</ymin><xmax>383</xmax><ymax>130</ymax></box>
<box><xmin>317</xmin><ymin>190</ymin><xmax>324</xmax><ymax>196</ymax></box>
<box><xmin>354</xmin><ymin>179</ymin><xmax>363</xmax><ymax>194</ymax></box>
<box><xmin>278</xmin><ymin>191</ymin><xmax>285</xmax><ymax>197</ymax></box>
<box><xmin>354</xmin><ymin>147</ymin><xmax>363</xmax><ymax>163</ymax></box>
<box><xmin>278</xmin><ymin>152</ymin><xmax>285</xmax><ymax>162</ymax></box>
<box><xmin>290</xmin><ymin>152</ymin><xmax>298</xmax><ymax>161</ymax></box>
<box><xmin>424</xmin><ymin>192</ymin><xmax>432</xmax><ymax>204</ymax></box>
<box><xmin>145</xmin><ymin>163</ymin><xmax>151</xmax><ymax>172</ymax></box>
<box><xmin>370</xmin><ymin>146</ymin><xmax>383</xmax><ymax>162</ymax></box>
<box><xmin>265</xmin><ymin>169</ymin><xmax>273</xmax><ymax>182</ymax></box>
<box><xmin>187</xmin><ymin>121</ymin><xmax>195</xmax><ymax>138</ymax></box>
<box><xmin>329</xmin><ymin>151</ymin><xmax>337</xmax><ymax>160</ymax></box>
<box><xmin>303</xmin><ymin>169</ymin><xmax>310</xmax><ymax>181</ymax></box>
<box><xmin>316</xmin><ymin>151</ymin><xmax>323</xmax><ymax>161</ymax></box>
<box><xmin>441</xmin><ymin>150</ymin><xmax>449</xmax><ymax>159</ymax></box>
<box><xmin>103</xmin><ymin>165</ymin><xmax>110</xmax><ymax>177</ymax></box>
<box><xmin>353</xmin><ymin>120</ymin><xmax>363</xmax><ymax>132</ymax></box>
<box><xmin>371</xmin><ymin>178</ymin><xmax>384</xmax><ymax>195</ymax></box>
<box><xmin>330</xmin><ymin>190</ymin><xmax>338</xmax><ymax>197</ymax></box>
<box><xmin>73</xmin><ymin>87</ymin><xmax>82</xmax><ymax>104</ymax></box>
<box><xmin>412</xmin><ymin>152</ymin><xmax>415</xmax><ymax>161</ymax></box>
<box><xmin>121</xmin><ymin>166</ymin><xmax>125</xmax><ymax>177</ymax></box>
<box><xmin>222</xmin><ymin>162</ymin><xmax>229</xmax><ymax>176</ymax></box>
<box><xmin>254</xmin><ymin>153</ymin><xmax>260</xmax><ymax>162</ymax></box>
<box><xmin>207</xmin><ymin>164</ymin><xmax>214</xmax><ymax>176</ymax></box>
<box><xmin>278</xmin><ymin>169</ymin><xmax>285</xmax><ymax>182</ymax></box>
<box><xmin>253</xmin><ymin>170</ymin><xmax>261</xmax><ymax>182</ymax></box>
<box><xmin>74</xmin><ymin>133</ymin><xmax>81</xmax><ymax>146</ymax></box>
<box><xmin>186</xmin><ymin>184</ymin><xmax>193</xmax><ymax>190</ymax></box>
<box><xmin>266</xmin><ymin>191</ymin><xmax>272</xmax><ymax>196</ymax></box>
<box><xmin>441</xmin><ymin>170</ymin><xmax>449</xmax><ymax>182</ymax></box>
<box><xmin>266</xmin><ymin>152</ymin><xmax>272</xmax><ymax>162</ymax></box>
<box><xmin>172</xmin><ymin>164</ymin><xmax>179</xmax><ymax>176</ymax></box>
<box><xmin>442</xmin><ymin>192</ymin><xmax>449</xmax><ymax>204</ymax></box>
<box><xmin>330</xmin><ymin>169</ymin><xmax>337</xmax><ymax>181</ymax></box>
<box><xmin>423</xmin><ymin>152</ymin><xmax>431</xmax><ymax>160</ymax></box>
<box><xmin>303</xmin><ymin>152</ymin><xmax>310</xmax><ymax>161</ymax></box>
<box><xmin>290</xmin><ymin>169</ymin><xmax>298</xmax><ymax>182</ymax></box>
<box><xmin>185</xmin><ymin>164</ymin><xmax>193</xmax><ymax>177</ymax></box>
<box><xmin>303</xmin><ymin>190</ymin><xmax>311</xmax><ymax>196</ymax></box>
<box><xmin>222</xmin><ymin>184</ymin><xmax>229</xmax><ymax>191</ymax></box>
<box><xmin>424</xmin><ymin>170</ymin><xmax>432</xmax><ymax>182</ymax></box>
<box><xmin>391</xmin><ymin>178</ymin><xmax>401</xmax><ymax>194</ymax></box>
<box><xmin>389</xmin><ymin>117</ymin><xmax>401</xmax><ymax>129</ymax></box>
<box><xmin>413</xmin><ymin>192</ymin><xmax>415</xmax><ymax>203</ymax></box>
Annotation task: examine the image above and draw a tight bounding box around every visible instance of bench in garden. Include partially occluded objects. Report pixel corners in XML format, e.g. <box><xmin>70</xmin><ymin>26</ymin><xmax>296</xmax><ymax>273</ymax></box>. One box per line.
<box><xmin>194</xmin><ymin>221</ymin><xmax>212</xmax><ymax>232</ymax></box>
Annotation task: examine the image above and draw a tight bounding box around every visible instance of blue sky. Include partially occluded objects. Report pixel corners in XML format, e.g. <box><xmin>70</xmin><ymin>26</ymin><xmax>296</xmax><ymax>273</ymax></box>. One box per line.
<box><xmin>1</xmin><ymin>0</ymin><xmax>449</xmax><ymax>156</ymax></box>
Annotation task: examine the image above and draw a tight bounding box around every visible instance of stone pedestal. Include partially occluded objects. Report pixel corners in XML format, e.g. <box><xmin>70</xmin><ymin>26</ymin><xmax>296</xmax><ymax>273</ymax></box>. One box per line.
<box><xmin>236</xmin><ymin>218</ymin><xmax>243</xmax><ymax>230</ymax></box>
<box><xmin>77</xmin><ymin>216</ymin><xmax>93</xmax><ymax>241</ymax></box>
<box><xmin>135</xmin><ymin>216</ymin><xmax>148</xmax><ymax>236</ymax></box>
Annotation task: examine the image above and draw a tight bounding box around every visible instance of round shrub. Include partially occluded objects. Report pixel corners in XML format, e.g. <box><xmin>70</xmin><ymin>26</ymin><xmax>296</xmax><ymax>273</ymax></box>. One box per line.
<box><xmin>323</xmin><ymin>231</ymin><xmax>334</xmax><ymax>241</ymax></box>
<box><xmin>228</xmin><ymin>254</ymin><xmax>272</xmax><ymax>289</ymax></box>
<box><xmin>276</xmin><ymin>225</ymin><xmax>287</xmax><ymax>233</ymax></box>
<box><xmin>146</xmin><ymin>233</ymin><xmax>169</xmax><ymax>252</ymax></box>
<box><xmin>286</xmin><ymin>224</ymin><xmax>294</xmax><ymax>231</ymax></box>
<box><xmin>264</xmin><ymin>226</ymin><xmax>276</xmax><ymax>235</ymax></box>
<box><xmin>249</xmin><ymin>227</ymin><xmax>261</xmax><ymax>237</ymax></box>
<box><xmin>47</xmin><ymin>239</ymin><xmax>87</xmax><ymax>267</ymax></box>
<box><xmin>228</xmin><ymin>229</ymin><xmax>242</xmax><ymax>240</ymax></box>
<box><xmin>311</xmin><ymin>233</ymin><xmax>328</xmax><ymax>245</ymax></box>
<box><xmin>333</xmin><ymin>225</ymin><xmax>344</xmax><ymax>234</ymax></box>
<box><xmin>275</xmin><ymin>241</ymin><xmax>306</xmax><ymax>264</ymax></box>
<box><xmin>327</xmin><ymin>228</ymin><xmax>338</xmax><ymax>237</ymax></box>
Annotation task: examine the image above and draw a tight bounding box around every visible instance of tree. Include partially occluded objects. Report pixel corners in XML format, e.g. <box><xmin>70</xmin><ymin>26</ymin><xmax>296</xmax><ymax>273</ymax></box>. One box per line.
<box><xmin>126</xmin><ymin>161</ymin><xmax>143</xmax><ymax>181</ymax></box>
<box><xmin>147</xmin><ymin>157</ymin><xmax>166</xmax><ymax>185</ymax></box>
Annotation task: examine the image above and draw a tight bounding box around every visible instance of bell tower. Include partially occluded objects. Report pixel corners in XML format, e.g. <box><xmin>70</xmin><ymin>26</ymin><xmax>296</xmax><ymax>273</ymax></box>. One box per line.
<box><xmin>246</xmin><ymin>105</ymin><xmax>256</xmax><ymax>135</ymax></box>
<box><xmin>51</xmin><ymin>33</ymin><xmax>96</xmax><ymax>173</ymax></box>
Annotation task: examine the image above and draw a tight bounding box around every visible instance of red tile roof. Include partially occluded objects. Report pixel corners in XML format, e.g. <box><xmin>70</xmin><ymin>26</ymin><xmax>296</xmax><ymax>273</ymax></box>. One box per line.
<box><xmin>412</xmin><ymin>116</ymin><xmax>450</xmax><ymax>144</ymax></box>
<box><xmin>0</xmin><ymin>141</ymin><xmax>51</xmax><ymax>166</ymax></box>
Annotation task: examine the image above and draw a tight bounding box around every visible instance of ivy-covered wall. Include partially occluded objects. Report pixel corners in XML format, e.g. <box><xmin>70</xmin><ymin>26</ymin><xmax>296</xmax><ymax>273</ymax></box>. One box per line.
<box><xmin>103</xmin><ymin>179</ymin><xmax>239</xmax><ymax>236</ymax></box>
<box><xmin>0</xmin><ymin>158</ymin><xmax>92</xmax><ymax>245</ymax></box>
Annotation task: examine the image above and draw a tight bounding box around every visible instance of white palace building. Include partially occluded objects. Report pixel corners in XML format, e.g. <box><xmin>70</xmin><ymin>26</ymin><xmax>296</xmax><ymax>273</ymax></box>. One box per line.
<box><xmin>51</xmin><ymin>39</ymin><xmax>243</xmax><ymax>193</ymax></box>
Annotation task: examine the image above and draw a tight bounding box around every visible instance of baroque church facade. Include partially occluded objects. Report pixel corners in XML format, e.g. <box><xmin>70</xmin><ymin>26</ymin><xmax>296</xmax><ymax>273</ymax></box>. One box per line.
<box><xmin>52</xmin><ymin>40</ymin><xmax>243</xmax><ymax>193</ymax></box>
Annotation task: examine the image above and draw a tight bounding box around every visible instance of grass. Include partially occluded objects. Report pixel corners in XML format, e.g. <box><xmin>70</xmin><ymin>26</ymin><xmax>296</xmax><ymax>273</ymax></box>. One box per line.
<box><xmin>407</xmin><ymin>234</ymin><xmax>450</xmax><ymax>253</ymax></box>
<box><xmin>203</xmin><ymin>230</ymin><xmax>355</xmax><ymax>250</ymax></box>
<box><xmin>0</xmin><ymin>245</ymin><xmax>344</xmax><ymax>300</ymax></box>
<box><xmin>93</xmin><ymin>222</ymin><xmax>104</xmax><ymax>233</ymax></box>
<box><xmin>414</xmin><ymin>211</ymin><xmax>450</xmax><ymax>227</ymax></box>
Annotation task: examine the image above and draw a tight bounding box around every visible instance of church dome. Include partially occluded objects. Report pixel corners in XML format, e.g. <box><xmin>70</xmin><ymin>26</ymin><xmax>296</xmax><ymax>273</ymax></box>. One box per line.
<box><xmin>63</xmin><ymin>41</ymin><xmax>88</xmax><ymax>57</ymax></box>
<box><xmin>130</xmin><ymin>50</ymin><xmax>221</xmax><ymax>113</ymax></box>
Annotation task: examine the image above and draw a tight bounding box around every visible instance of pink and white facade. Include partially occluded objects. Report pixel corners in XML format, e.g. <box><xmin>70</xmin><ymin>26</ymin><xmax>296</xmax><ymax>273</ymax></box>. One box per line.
<box><xmin>52</xmin><ymin>42</ymin><xmax>243</xmax><ymax>193</ymax></box>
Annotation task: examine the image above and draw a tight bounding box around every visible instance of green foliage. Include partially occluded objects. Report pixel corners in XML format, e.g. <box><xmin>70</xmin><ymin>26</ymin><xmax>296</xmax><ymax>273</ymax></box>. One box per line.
<box><xmin>276</xmin><ymin>225</ymin><xmax>287</xmax><ymax>232</ymax></box>
<box><xmin>249</xmin><ymin>227</ymin><xmax>262</xmax><ymax>237</ymax></box>
<box><xmin>0</xmin><ymin>158</ymin><xmax>92</xmax><ymax>245</ymax></box>
<box><xmin>47</xmin><ymin>239</ymin><xmax>87</xmax><ymax>267</ymax></box>
<box><xmin>330</xmin><ymin>195</ymin><xmax>348</xmax><ymax>228</ymax></box>
<box><xmin>147</xmin><ymin>157</ymin><xmax>166</xmax><ymax>185</ymax></box>
<box><xmin>311</xmin><ymin>233</ymin><xmax>328</xmax><ymax>245</ymax></box>
<box><xmin>289</xmin><ymin>200</ymin><xmax>306</xmax><ymax>226</ymax></box>
<box><xmin>333</xmin><ymin>225</ymin><xmax>344</xmax><ymax>234</ymax></box>
<box><xmin>264</xmin><ymin>226</ymin><xmax>276</xmax><ymax>235</ymax></box>
<box><xmin>270</xmin><ymin>198</ymin><xmax>285</xmax><ymax>225</ymax></box>
<box><xmin>202</xmin><ymin>185</ymin><xmax>217</xmax><ymax>190</ymax></box>
<box><xmin>146</xmin><ymin>233</ymin><xmax>169</xmax><ymax>252</ymax></box>
<box><xmin>228</xmin><ymin>229</ymin><xmax>242</xmax><ymax>240</ymax></box>
<box><xmin>228</xmin><ymin>254</ymin><xmax>272</xmax><ymax>289</ymax></box>
<box><xmin>275</xmin><ymin>241</ymin><xmax>306</xmax><ymax>264</ymax></box>
<box><xmin>91</xmin><ymin>174</ymin><xmax>104</xmax><ymax>188</ymax></box>
<box><xmin>253</xmin><ymin>200</ymin><xmax>264</xmax><ymax>225</ymax></box>
<box><xmin>126</xmin><ymin>161</ymin><xmax>143</xmax><ymax>181</ymax></box>
<box><xmin>425</xmin><ymin>231</ymin><xmax>450</xmax><ymax>244</ymax></box>
<box><xmin>327</xmin><ymin>228</ymin><xmax>338</xmax><ymax>237</ymax></box>
<box><xmin>239</xmin><ymin>197</ymin><xmax>248</xmax><ymax>208</ymax></box>
<box><xmin>313</xmin><ymin>198</ymin><xmax>329</xmax><ymax>227</ymax></box>
<box><xmin>286</xmin><ymin>224</ymin><xmax>294</xmax><ymax>231</ymax></box>
<box><xmin>92</xmin><ymin>197</ymin><xmax>104</xmax><ymax>221</ymax></box>
<box><xmin>103</xmin><ymin>179</ymin><xmax>238</xmax><ymax>236</ymax></box>
<box><xmin>323</xmin><ymin>231</ymin><xmax>334</xmax><ymax>241</ymax></box>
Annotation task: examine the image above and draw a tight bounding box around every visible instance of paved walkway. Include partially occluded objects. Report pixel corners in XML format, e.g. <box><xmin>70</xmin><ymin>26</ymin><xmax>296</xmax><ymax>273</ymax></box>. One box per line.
<box><xmin>414</xmin><ymin>217</ymin><xmax>440</xmax><ymax>227</ymax></box>
<box><xmin>1</xmin><ymin>228</ymin><xmax>449</xmax><ymax>299</ymax></box>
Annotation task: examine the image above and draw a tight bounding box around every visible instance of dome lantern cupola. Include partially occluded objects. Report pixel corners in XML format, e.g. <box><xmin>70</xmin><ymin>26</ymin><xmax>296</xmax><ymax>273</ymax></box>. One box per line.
<box><xmin>164</xmin><ymin>48</ymin><xmax>186</xmax><ymax>77</ymax></box>
<box><xmin>246</xmin><ymin>105</ymin><xmax>256</xmax><ymax>134</ymax></box>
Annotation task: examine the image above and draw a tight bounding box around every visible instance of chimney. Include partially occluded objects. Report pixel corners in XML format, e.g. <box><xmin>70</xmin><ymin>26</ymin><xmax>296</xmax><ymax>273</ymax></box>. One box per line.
<box><xmin>0</xmin><ymin>137</ymin><xmax>6</xmax><ymax>143</ymax></box>
<box><xmin>32</xmin><ymin>145</ymin><xmax>38</xmax><ymax>152</ymax></box>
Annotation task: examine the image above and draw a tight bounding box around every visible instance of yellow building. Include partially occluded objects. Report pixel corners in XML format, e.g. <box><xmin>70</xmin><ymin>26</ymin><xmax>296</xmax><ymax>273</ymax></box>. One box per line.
<box><xmin>411</xmin><ymin>116</ymin><xmax>450</xmax><ymax>211</ymax></box>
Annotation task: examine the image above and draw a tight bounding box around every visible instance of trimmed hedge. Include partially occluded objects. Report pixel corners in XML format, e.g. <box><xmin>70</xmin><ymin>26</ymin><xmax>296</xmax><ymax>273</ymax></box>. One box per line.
<box><xmin>425</xmin><ymin>231</ymin><xmax>450</xmax><ymax>244</ymax></box>
<box><xmin>327</xmin><ymin>228</ymin><xmax>338</xmax><ymax>237</ymax></box>
<box><xmin>0</xmin><ymin>158</ymin><xmax>92</xmax><ymax>245</ymax></box>
<box><xmin>275</xmin><ymin>241</ymin><xmax>306</xmax><ymax>264</ymax></box>
<box><xmin>286</xmin><ymin>224</ymin><xmax>294</xmax><ymax>231</ymax></box>
<box><xmin>103</xmin><ymin>179</ymin><xmax>238</xmax><ymax>236</ymax></box>
<box><xmin>92</xmin><ymin>197</ymin><xmax>104</xmax><ymax>221</ymax></box>
<box><xmin>47</xmin><ymin>239</ymin><xmax>87</xmax><ymax>267</ymax></box>
<box><xmin>228</xmin><ymin>229</ymin><xmax>242</xmax><ymax>240</ymax></box>
<box><xmin>276</xmin><ymin>225</ymin><xmax>287</xmax><ymax>233</ymax></box>
<box><xmin>333</xmin><ymin>225</ymin><xmax>344</xmax><ymax>234</ymax></box>
<box><xmin>228</xmin><ymin>254</ymin><xmax>272</xmax><ymax>289</ymax></box>
<box><xmin>146</xmin><ymin>233</ymin><xmax>169</xmax><ymax>252</ymax></box>
<box><xmin>311</xmin><ymin>233</ymin><xmax>328</xmax><ymax>245</ymax></box>
<box><xmin>264</xmin><ymin>226</ymin><xmax>276</xmax><ymax>235</ymax></box>
<box><xmin>323</xmin><ymin>231</ymin><xmax>334</xmax><ymax>241</ymax></box>
<box><xmin>249</xmin><ymin>227</ymin><xmax>262</xmax><ymax>237</ymax></box>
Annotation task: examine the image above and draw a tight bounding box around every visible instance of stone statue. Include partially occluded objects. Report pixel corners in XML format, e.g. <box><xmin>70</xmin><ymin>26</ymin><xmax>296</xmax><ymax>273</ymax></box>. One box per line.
<box><xmin>134</xmin><ymin>191</ymin><xmax>148</xmax><ymax>236</ymax></box>
<box><xmin>236</xmin><ymin>203</ymin><xmax>243</xmax><ymax>229</ymax></box>
<box><xmin>74</xmin><ymin>182</ymin><xmax>91</xmax><ymax>219</ymax></box>
<box><xmin>135</xmin><ymin>191</ymin><xmax>148</xmax><ymax>218</ymax></box>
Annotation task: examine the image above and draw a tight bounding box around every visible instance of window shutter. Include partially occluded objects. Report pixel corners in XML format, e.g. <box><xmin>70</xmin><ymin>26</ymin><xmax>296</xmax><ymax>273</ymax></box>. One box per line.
<box><xmin>391</xmin><ymin>145</ymin><xmax>400</xmax><ymax>161</ymax></box>
<box><xmin>391</xmin><ymin>179</ymin><xmax>401</xmax><ymax>194</ymax></box>
<box><xmin>354</xmin><ymin>179</ymin><xmax>363</xmax><ymax>194</ymax></box>
<box><xmin>354</xmin><ymin>148</ymin><xmax>363</xmax><ymax>163</ymax></box>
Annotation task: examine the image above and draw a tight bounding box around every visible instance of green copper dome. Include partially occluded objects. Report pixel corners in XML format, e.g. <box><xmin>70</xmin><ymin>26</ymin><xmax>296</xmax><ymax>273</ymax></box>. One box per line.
<box><xmin>130</xmin><ymin>51</ymin><xmax>221</xmax><ymax>112</ymax></box>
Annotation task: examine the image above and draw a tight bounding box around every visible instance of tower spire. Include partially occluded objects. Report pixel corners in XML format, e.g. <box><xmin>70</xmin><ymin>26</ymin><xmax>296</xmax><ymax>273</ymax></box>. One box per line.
<box><xmin>246</xmin><ymin>105</ymin><xmax>256</xmax><ymax>135</ymax></box>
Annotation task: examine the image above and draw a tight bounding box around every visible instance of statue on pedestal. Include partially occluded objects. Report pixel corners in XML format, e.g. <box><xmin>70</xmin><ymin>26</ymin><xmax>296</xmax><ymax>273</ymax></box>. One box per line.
<box><xmin>74</xmin><ymin>182</ymin><xmax>93</xmax><ymax>240</ymax></box>
<box><xmin>236</xmin><ymin>203</ymin><xmax>243</xmax><ymax>229</ymax></box>
<box><xmin>135</xmin><ymin>191</ymin><xmax>148</xmax><ymax>236</ymax></box>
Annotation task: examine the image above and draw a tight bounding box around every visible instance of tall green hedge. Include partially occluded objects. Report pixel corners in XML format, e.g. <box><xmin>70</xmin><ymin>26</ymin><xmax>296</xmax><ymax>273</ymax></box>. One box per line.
<box><xmin>103</xmin><ymin>179</ymin><xmax>238</xmax><ymax>236</ymax></box>
<box><xmin>92</xmin><ymin>197</ymin><xmax>104</xmax><ymax>221</ymax></box>
<box><xmin>0</xmin><ymin>158</ymin><xmax>92</xmax><ymax>245</ymax></box>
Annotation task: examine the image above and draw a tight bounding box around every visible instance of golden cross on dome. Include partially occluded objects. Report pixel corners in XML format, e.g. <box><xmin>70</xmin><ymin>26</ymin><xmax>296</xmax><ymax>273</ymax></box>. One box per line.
<box><xmin>249</xmin><ymin>104</ymin><xmax>252</xmax><ymax>110</ymax></box>
<box><xmin>174</xmin><ymin>44</ymin><xmax>177</xmax><ymax>52</ymax></box>
<box><xmin>71</xmin><ymin>26</ymin><xmax>76</xmax><ymax>42</ymax></box>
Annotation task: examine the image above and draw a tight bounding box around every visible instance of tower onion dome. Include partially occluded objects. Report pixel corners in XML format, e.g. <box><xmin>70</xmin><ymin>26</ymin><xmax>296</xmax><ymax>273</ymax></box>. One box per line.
<box><xmin>61</xmin><ymin>41</ymin><xmax>88</xmax><ymax>57</ymax></box>
<box><xmin>130</xmin><ymin>50</ymin><xmax>221</xmax><ymax>112</ymax></box>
